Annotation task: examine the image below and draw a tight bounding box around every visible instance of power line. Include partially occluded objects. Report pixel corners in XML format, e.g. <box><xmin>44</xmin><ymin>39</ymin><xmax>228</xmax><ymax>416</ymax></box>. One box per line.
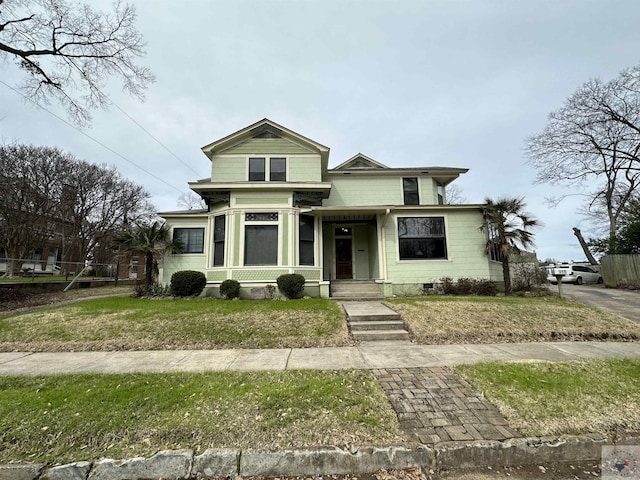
<box><xmin>0</xmin><ymin>79</ymin><xmax>184</xmax><ymax>195</ymax></box>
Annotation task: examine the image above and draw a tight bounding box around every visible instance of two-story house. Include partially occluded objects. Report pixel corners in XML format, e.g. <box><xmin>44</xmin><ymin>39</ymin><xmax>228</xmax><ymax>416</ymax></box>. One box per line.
<box><xmin>159</xmin><ymin>119</ymin><xmax>502</xmax><ymax>297</ymax></box>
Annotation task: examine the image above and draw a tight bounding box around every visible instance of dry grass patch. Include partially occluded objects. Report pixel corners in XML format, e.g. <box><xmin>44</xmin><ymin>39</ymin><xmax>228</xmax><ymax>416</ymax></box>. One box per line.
<box><xmin>386</xmin><ymin>296</ymin><xmax>640</xmax><ymax>344</ymax></box>
<box><xmin>0</xmin><ymin>370</ymin><xmax>406</xmax><ymax>463</ymax></box>
<box><xmin>0</xmin><ymin>297</ymin><xmax>349</xmax><ymax>351</ymax></box>
<box><xmin>456</xmin><ymin>359</ymin><xmax>640</xmax><ymax>437</ymax></box>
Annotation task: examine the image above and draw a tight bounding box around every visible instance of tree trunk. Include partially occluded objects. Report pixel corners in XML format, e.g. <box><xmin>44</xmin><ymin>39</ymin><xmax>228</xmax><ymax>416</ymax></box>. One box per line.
<box><xmin>145</xmin><ymin>252</ymin><xmax>154</xmax><ymax>287</ymax></box>
<box><xmin>502</xmin><ymin>256</ymin><xmax>512</xmax><ymax>295</ymax></box>
<box><xmin>572</xmin><ymin>227</ymin><xmax>599</xmax><ymax>265</ymax></box>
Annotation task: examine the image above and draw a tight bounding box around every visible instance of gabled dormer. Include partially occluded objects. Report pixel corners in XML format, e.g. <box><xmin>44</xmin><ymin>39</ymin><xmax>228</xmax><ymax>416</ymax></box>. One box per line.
<box><xmin>190</xmin><ymin>119</ymin><xmax>332</xmax><ymax>207</ymax></box>
<box><xmin>199</xmin><ymin>118</ymin><xmax>330</xmax><ymax>183</ymax></box>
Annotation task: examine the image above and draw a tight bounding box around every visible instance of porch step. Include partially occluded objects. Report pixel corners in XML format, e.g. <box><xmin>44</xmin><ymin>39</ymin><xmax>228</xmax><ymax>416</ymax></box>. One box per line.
<box><xmin>351</xmin><ymin>330</ymin><xmax>411</xmax><ymax>342</ymax></box>
<box><xmin>331</xmin><ymin>281</ymin><xmax>383</xmax><ymax>301</ymax></box>
<box><xmin>342</xmin><ymin>301</ymin><xmax>411</xmax><ymax>343</ymax></box>
<box><xmin>350</xmin><ymin>320</ymin><xmax>406</xmax><ymax>331</ymax></box>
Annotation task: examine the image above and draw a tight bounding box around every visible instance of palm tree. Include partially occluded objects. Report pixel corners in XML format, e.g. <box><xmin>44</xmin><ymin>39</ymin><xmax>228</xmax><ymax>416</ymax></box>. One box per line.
<box><xmin>481</xmin><ymin>197</ymin><xmax>540</xmax><ymax>295</ymax></box>
<box><xmin>116</xmin><ymin>221</ymin><xmax>181</xmax><ymax>288</ymax></box>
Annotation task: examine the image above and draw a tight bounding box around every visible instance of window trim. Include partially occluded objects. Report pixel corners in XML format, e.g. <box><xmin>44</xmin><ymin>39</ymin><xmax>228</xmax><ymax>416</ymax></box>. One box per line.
<box><xmin>173</xmin><ymin>227</ymin><xmax>205</xmax><ymax>254</ymax></box>
<box><xmin>298</xmin><ymin>214</ymin><xmax>315</xmax><ymax>266</ymax></box>
<box><xmin>397</xmin><ymin>216</ymin><xmax>448</xmax><ymax>261</ymax></box>
<box><xmin>247</xmin><ymin>157</ymin><xmax>288</xmax><ymax>182</ymax></box>
<box><xmin>402</xmin><ymin>177</ymin><xmax>420</xmax><ymax>205</ymax></box>
<box><xmin>212</xmin><ymin>214</ymin><xmax>226</xmax><ymax>267</ymax></box>
<box><xmin>242</xmin><ymin>211</ymin><xmax>280</xmax><ymax>266</ymax></box>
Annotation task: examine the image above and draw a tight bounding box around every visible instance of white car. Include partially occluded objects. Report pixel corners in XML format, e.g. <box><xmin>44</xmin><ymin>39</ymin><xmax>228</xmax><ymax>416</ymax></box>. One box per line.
<box><xmin>547</xmin><ymin>264</ymin><xmax>603</xmax><ymax>285</ymax></box>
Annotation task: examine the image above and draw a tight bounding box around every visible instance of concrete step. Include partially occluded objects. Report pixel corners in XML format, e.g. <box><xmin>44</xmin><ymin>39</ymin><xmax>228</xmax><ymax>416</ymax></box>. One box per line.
<box><xmin>350</xmin><ymin>320</ymin><xmax>406</xmax><ymax>331</ymax></box>
<box><xmin>351</xmin><ymin>330</ymin><xmax>411</xmax><ymax>342</ymax></box>
<box><xmin>332</xmin><ymin>295</ymin><xmax>385</xmax><ymax>301</ymax></box>
<box><xmin>347</xmin><ymin>314</ymin><xmax>401</xmax><ymax>322</ymax></box>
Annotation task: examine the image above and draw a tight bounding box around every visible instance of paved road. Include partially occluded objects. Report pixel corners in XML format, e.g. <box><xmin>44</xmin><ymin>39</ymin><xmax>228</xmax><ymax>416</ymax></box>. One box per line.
<box><xmin>559</xmin><ymin>283</ymin><xmax>640</xmax><ymax>323</ymax></box>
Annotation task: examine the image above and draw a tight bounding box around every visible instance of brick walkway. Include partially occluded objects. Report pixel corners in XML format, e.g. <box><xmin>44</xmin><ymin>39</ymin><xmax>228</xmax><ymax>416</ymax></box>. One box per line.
<box><xmin>373</xmin><ymin>367</ymin><xmax>521</xmax><ymax>444</ymax></box>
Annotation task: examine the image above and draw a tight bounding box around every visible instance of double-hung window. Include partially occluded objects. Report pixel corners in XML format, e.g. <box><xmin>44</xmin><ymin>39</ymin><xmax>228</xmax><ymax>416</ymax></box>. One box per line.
<box><xmin>398</xmin><ymin>217</ymin><xmax>447</xmax><ymax>260</ymax></box>
<box><xmin>402</xmin><ymin>177</ymin><xmax>419</xmax><ymax>205</ymax></box>
<box><xmin>244</xmin><ymin>212</ymin><xmax>278</xmax><ymax>265</ymax></box>
<box><xmin>213</xmin><ymin>215</ymin><xmax>226</xmax><ymax>266</ymax></box>
<box><xmin>248</xmin><ymin>157</ymin><xmax>287</xmax><ymax>181</ymax></box>
<box><xmin>173</xmin><ymin>228</ymin><xmax>205</xmax><ymax>254</ymax></box>
<box><xmin>299</xmin><ymin>215</ymin><xmax>315</xmax><ymax>266</ymax></box>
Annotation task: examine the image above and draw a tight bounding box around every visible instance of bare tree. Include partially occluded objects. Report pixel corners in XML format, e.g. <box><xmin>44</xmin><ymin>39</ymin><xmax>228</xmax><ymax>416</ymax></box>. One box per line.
<box><xmin>60</xmin><ymin>160</ymin><xmax>154</xmax><ymax>270</ymax></box>
<box><xmin>177</xmin><ymin>191</ymin><xmax>206</xmax><ymax>211</ymax></box>
<box><xmin>0</xmin><ymin>143</ymin><xmax>154</xmax><ymax>277</ymax></box>
<box><xmin>445</xmin><ymin>184</ymin><xmax>468</xmax><ymax>204</ymax></box>
<box><xmin>0</xmin><ymin>0</ymin><xmax>154</xmax><ymax>124</ymax></box>
<box><xmin>526</xmin><ymin>68</ymin><xmax>640</xmax><ymax>247</ymax></box>
<box><xmin>0</xmin><ymin>144</ymin><xmax>70</xmax><ymax>276</ymax></box>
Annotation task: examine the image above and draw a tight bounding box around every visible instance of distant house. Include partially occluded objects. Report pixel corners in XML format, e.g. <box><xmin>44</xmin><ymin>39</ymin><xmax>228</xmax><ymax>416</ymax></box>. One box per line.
<box><xmin>159</xmin><ymin>119</ymin><xmax>502</xmax><ymax>297</ymax></box>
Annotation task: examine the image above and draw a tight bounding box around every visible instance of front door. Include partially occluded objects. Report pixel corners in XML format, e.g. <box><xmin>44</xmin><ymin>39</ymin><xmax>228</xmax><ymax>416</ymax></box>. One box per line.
<box><xmin>335</xmin><ymin>238</ymin><xmax>353</xmax><ymax>279</ymax></box>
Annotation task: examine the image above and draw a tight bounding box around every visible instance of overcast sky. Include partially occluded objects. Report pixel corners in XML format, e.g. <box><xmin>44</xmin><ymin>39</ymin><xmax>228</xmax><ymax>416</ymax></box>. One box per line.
<box><xmin>1</xmin><ymin>0</ymin><xmax>639</xmax><ymax>262</ymax></box>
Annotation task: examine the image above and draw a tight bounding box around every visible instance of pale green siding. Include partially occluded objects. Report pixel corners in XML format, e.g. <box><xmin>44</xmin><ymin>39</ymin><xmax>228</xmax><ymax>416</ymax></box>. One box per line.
<box><xmin>326</xmin><ymin>176</ymin><xmax>403</xmax><ymax>206</ymax></box>
<box><xmin>325</xmin><ymin>175</ymin><xmax>441</xmax><ymax>207</ymax></box>
<box><xmin>422</xmin><ymin>179</ymin><xmax>437</xmax><ymax>205</ymax></box>
<box><xmin>288</xmin><ymin>155</ymin><xmax>322</xmax><ymax>182</ymax></box>
<box><xmin>160</xmin><ymin>217</ymin><xmax>208</xmax><ymax>285</ymax></box>
<box><xmin>383</xmin><ymin>209</ymin><xmax>492</xmax><ymax>284</ymax></box>
<box><xmin>211</xmin><ymin>154</ymin><xmax>321</xmax><ymax>183</ymax></box>
<box><xmin>210</xmin><ymin>156</ymin><xmax>245</xmax><ymax>182</ymax></box>
<box><xmin>219</xmin><ymin>138</ymin><xmax>314</xmax><ymax>155</ymax></box>
<box><xmin>354</xmin><ymin>224</ymin><xmax>370</xmax><ymax>280</ymax></box>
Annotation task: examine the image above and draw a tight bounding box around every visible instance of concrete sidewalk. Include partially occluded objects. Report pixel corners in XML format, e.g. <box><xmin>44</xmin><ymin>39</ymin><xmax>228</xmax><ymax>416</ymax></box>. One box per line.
<box><xmin>2</xmin><ymin>341</ymin><xmax>640</xmax><ymax>376</ymax></box>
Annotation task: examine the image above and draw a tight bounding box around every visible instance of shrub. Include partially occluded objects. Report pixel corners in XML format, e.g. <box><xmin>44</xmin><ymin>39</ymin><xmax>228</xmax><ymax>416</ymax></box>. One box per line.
<box><xmin>456</xmin><ymin>277</ymin><xmax>474</xmax><ymax>295</ymax></box>
<box><xmin>220</xmin><ymin>279</ymin><xmax>240</xmax><ymax>299</ymax></box>
<box><xmin>440</xmin><ymin>277</ymin><xmax>456</xmax><ymax>295</ymax></box>
<box><xmin>277</xmin><ymin>273</ymin><xmax>305</xmax><ymax>299</ymax></box>
<box><xmin>472</xmin><ymin>279</ymin><xmax>498</xmax><ymax>296</ymax></box>
<box><xmin>170</xmin><ymin>270</ymin><xmax>207</xmax><ymax>297</ymax></box>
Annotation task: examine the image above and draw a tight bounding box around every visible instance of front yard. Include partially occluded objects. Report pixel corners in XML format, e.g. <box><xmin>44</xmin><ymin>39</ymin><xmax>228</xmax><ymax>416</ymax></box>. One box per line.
<box><xmin>457</xmin><ymin>358</ymin><xmax>640</xmax><ymax>437</ymax></box>
<box><xmin>0</xmin><ymin>370</ymin><xmax>405</xmax><ymax>463</ymax></box>
<box><xmin>386</xmin><ymin>296</ymin><xmax>640</xmax><ymax>344</ymax></box>
<box><xmin>0</xmin><ymin>296</ymin><xmax>349</xmax><ymax>351</ymax></box>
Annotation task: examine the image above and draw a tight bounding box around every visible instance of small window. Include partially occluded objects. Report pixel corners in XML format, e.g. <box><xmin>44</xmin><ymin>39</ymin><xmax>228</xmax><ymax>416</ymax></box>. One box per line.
<box><xmin>249</xmin><ymin>157</ymin><xmax>265</xmax><ymax>181</ymax></box>
<box><xmin>213</xmin><ymin>215</ymin><xmax>225</xmax><ymax>267</ymax></box>
<box><xmin>245</xmin><ymin>225</ymin><xmax>278</xmax><ymax>265</ymax></box>
<box><xmin>246</xmin><ymin>212</ymin><xmax>278</xmax><ymax>222</ymax></box>
<box><xmin>299</xmin><ymin>215</ymin><xmax>314</xmax><ymax>266</ymax></box>
<box><xmin>437</xmin><ymin>183</ymin><xmax>444</xmax><ymax>205</ymax></box>
<box><xmin>173</xmin><ymin>228</ymin><xmax>205</xmax><ymax>254</ymax></box>
<box><xmin>403</xmin><ymin>178</ymin><xmax>419</xmax><ymax>205</ymax></box>
<box><xmin>270</xmin><ymin>157</ymin><xmax>286</xmax><ymax>181</ymax></box>
<box><xmin>398</xmin><ymin>217</ymin><xmax>447</xmax><ymax>260</ymax></box>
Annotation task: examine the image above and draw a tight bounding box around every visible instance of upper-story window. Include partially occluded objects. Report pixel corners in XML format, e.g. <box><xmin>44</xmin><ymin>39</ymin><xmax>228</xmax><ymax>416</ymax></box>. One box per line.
<box><xmin>248</xmin><ymin>157</ymin><xmax>287</xmax><ymax>182</ymax></box>
<box><xmin>437</xmin><ymin>183</ymin><xmax>444</xmax><ymax>205</ymax></box>
<box><xmin>402</xmin><ymin>177</ymin><xmax>419</xmax><ymax>205</ymax></box>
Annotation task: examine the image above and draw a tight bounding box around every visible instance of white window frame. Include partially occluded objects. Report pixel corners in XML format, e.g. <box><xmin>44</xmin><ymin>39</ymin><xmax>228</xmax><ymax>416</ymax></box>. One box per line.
<box><xmin>247</xmin><ymin>157</ymin><xmax>288</xmax><ymax>182</ymax></box>
<box><xmin>241</xmin><ymin>211</ymin><xmax>281</xmax><ymax>266</ymax></box>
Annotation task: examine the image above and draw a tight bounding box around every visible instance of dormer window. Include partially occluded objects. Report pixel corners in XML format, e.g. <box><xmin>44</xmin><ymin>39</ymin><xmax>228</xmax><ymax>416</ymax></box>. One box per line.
<box><xmin>248</xmin><ymin>157</ymin><xmax>287</xmax><ymax>182</ymax></box>
<box><xmin>249</xmin><ymin>157</ymin><xmax>265</xmax><ymax>181</ymax></box>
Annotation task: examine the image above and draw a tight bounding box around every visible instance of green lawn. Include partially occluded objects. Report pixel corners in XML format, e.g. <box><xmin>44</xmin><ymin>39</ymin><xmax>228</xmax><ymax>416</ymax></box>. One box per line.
<box><xmin>456</xmin><ymin>359</ymin><xmax>640</xmax><ymax>436</ymax></box>
<box><xmin>0</xmin><ymin>370</ymin><xmax>406</xmax><ymax>462</ymax></box>
<box><xmin>386</xmin><ymin>295</ymin><xmax>640</xmax><ymax>344</ymax></box>
<box><xmin>0</xmin><ymin>296</ymin><xmax>349</xmax><ymax>351</ymax></box>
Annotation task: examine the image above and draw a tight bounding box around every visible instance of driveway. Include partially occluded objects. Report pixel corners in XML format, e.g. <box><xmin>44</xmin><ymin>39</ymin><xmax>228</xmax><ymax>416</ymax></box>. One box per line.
<box><xmin>558</xmin><ymin>283</ymin><xmax>640</xmax><ymax>323</ymax></box>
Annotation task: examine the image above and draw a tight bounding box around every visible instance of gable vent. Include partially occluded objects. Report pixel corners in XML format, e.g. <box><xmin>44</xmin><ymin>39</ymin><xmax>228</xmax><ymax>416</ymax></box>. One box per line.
<box><xmin>253</xmin><ymin>130</ymin><xmax>281</xmax><ymax>139</ymax></box>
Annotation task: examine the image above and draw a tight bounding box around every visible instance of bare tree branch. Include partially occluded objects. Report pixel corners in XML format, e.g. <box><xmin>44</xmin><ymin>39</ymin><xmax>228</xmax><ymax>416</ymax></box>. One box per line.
<box><xmin>0</xmin><ymin>0</ymin><xmax>154</xmax><ymax>125</ymax></box>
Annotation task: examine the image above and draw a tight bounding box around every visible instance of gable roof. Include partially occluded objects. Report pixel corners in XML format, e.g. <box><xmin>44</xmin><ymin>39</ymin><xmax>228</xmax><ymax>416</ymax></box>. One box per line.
<box><xmin>332</xmin><ymin>153</ymin><xmax>388</xmax><ymax>170</ymax></box>
<box><xmin>200</xmin><ymin>118</ymin><xmax>330</xmax><ymax>169</ymax></box>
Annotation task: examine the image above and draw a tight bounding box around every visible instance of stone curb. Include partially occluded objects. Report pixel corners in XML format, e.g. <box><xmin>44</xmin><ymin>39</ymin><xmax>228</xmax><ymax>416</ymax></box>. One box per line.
<box><xmin>2</xmin><ymin>435</ymin><xmax>638</xmax><ymax>479</ymax></box>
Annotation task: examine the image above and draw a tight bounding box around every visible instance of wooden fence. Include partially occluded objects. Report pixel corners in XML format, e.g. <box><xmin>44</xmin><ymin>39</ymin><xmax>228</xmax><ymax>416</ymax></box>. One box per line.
<box><xmin>601</xmin><ymin>254</ymin><xmax>640</xmax><ymax>287</ymax></box>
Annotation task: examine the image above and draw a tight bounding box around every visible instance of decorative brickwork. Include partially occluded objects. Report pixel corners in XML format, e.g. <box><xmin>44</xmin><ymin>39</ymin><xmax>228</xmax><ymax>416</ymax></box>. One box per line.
<box><xmin>373</xmin><ymin>367</ymin><xmax>521</xmax><ymax>444</ymax></box>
